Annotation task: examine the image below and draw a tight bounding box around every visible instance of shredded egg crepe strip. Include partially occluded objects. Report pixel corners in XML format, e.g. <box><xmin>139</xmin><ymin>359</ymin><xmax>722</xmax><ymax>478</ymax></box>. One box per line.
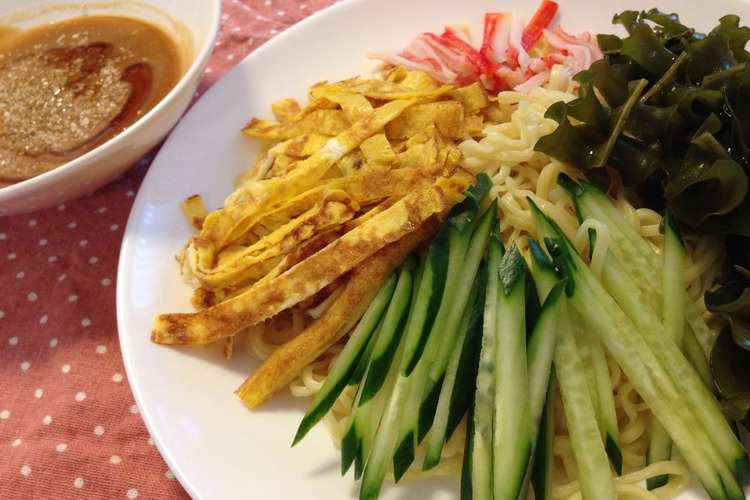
<box><xmin>192</xmin><ymin>98</ymin><xmax>417</xmax><ymax>270</ymax></box>
<box><xmin>151</xmin><ymin>169</ymin><xmax>472</xmax><ymax>345</ymax></box>
<box><xmin>236</xmin><ymin>218</ymin><xmax>439</xmax><ymax>408</ymax></box>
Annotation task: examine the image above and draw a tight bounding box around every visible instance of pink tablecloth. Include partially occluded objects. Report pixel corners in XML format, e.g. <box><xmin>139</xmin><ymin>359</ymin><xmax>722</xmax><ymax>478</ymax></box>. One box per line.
<box><xmin>0</xmin><ymin>1</ymin><xmax>335</xmax><ymax>498</ymax></box>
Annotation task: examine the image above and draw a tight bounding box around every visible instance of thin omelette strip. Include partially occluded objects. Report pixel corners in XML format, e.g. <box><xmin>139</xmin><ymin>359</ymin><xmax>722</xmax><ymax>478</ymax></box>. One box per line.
<box><xmin>235</xmin><ymin>218</ymin><xmax>439</xmax><ymax>408</ymax></box>
<box><xmin>180</xmin><ymin>195</ymin><xmax>209</xmax><ymax>230</ymax></box>
<box><xmin>225</xmin><ymin>165</ymin><xmax>430</xmax><ymax>213</ymax></box>
<box><xmin>188</xmin><ymin>168</ymin><xmax>435</xmax><ymax>278</ymax></box>
<box><xmin>306</xmin><ymin>87</ymin><xmax>374</xmax><ymax>123</ymax></box>
<box><xmin>272</xmin><ymin>133</ymin><xmax>331</xmax><ymax>158</ymax></box>
<box><xmin>199</xmin><ymin>197</ymin><xmax>359</xmax><ymax>289</ymax></box>
<box><xmin>243</xmin><ymin>109</ymin><xmax>350</xmax><ymax>141</ymax></box>
<box><xmin>254</xmin><ymin>227</ymin><xmax>345</xmax><ymax>286</ymax></box>
<box><xmin>312</xmin><ymin>78</ymin><xmax>455</xmax><ymax>101</ymax></box>
<box><xmin>252</xmin><ymin>201</ymin><xmax>394</xmax><ymax>289</ymax></box>
<box><xmin>191</xmin><ymin>98</ymin><xmax>417</xmax><ymax>273</ymax></box>
<box><xmin>271</xmin><ymin>98</ymin><xmax>301</xmax><ymax>122</ymax></box>
<box><xmin>203</xmin><ymin>168</ymin><xmax>435</xmax><ymax>283</ymax></box>
<box><xmin>151</xmin><ymin>170</ymin><xmax>472</xmax><ymax>345</ymax></box>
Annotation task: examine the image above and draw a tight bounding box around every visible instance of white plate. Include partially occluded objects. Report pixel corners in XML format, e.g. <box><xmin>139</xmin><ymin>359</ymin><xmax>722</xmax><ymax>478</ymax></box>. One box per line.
<box><xmin>117</xmin><ymin>0</ymin><xmax>750</xmax><ymax>498</ymax></box>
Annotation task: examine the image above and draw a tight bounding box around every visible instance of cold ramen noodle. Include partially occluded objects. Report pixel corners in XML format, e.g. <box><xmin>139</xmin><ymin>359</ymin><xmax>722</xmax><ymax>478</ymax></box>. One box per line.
<box><xmin>151</xmin><ymin>3</ymin><xmax>748</xmax><ymax>500</ymax></box>
<box><xmin>0</xmin><ymin>15</ymin><xmax>185</xmax><ymax>186</ymax></box>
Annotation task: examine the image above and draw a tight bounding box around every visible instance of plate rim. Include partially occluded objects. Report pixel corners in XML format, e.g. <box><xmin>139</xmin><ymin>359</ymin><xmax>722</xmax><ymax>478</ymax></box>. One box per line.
<box><xmin>116</xmin><ymin>1</ymin><xmax>371</xmax><ymax>498</ymax></box>
<box><xmin>115</xmin><ymin>1</ymin><xmax>747</xmax><ymax>498</ymax></box>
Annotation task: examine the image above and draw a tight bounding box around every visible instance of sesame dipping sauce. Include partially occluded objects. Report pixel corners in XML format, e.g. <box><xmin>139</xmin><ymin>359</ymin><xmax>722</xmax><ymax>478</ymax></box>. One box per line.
<box><xmin>0</xmin><ymin>15</ymin><xmax>185</xmax><ymax>185</ymax></box>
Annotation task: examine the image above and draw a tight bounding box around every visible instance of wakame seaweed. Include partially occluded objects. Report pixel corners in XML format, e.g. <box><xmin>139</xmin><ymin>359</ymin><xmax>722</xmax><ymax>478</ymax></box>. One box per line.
<box><xmin>533</xmin><ymin>8</ymin><xmax>750</xmax><ymax>427</ymax></box>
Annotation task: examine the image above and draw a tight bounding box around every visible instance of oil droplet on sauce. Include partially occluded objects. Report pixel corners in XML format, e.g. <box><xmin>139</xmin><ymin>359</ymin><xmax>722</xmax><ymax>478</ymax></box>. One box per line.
<box><xmin>0</xmin><ymin>15</ymin><xmax>185</xmax><ymax>184</ymax></box>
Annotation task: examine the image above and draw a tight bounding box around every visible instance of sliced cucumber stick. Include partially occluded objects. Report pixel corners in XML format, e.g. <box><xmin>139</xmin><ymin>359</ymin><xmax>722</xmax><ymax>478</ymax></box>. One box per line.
<box><xmin>470</xmin><ymin>231</ymin><xmax>502</xmax><ymax>500</ymax></box>
<box><xmin>340</xmin><ymin>259</ymin><xmax>416</xmax><ymax>476</ymax></box>
<box><xmin>423</xmin><ymin>270</ymin><xmax>484</xmax><ymax>470</ymax></box>
<box><xmin>531</xmin><ymin>375</ymin><xmax>556</xmax><ymax>500</ymax></box>
<box><xmin>294</xmin><ymin>273</ymin><xmax>397</xmax><ymax>445</ymax></box>
<box><xmin>647</xmin><ymin>213</ymin><xmax>686</xmax><ymax>489</ymax></box>
<box><xmin>421</xmin><ymin>202</ymin><xmax>497</xmax><ymax>438</ymax></box>
<box><xmin>529</xmin><ymin>200</ymin><xmax>740</xmax><ymax>500</ymax></box>
<box><xmin>493</xmin><ymin>244</ymin><xmax>532</xmax><ymax>500</ymax></box>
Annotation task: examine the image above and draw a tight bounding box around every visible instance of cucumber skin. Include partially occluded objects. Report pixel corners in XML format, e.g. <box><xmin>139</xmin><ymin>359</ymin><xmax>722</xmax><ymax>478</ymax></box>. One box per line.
<box><xmin>531</xmin><ymin>375</ymin><xmax>556</xmax><ymax>500</ymax></box>
<box><xmin>446</xmin><ymin>273</ymin><xmax>485</xmax><ymax>439</ymax></box>
<box><xmin>471</xmin><ymin>232</ymin><xmax>502</xmax><ymax>500</ymax></box>
<box><xmin>420</xmin><ymin>204</ymin><xmax>497</xmax><ymax>443</ymax></box>
<box><xmin>531</xmin><ymin>203</ymin><xmax>737</xmax><ymax>500</ymax></box>
<box><xmin>647</xmin><ymin>212</ymin><xmax>686</xmax><ymax>489</ymax></box>
<box><xmin>392</xmin><ymin>432</ymin><xmax>415</xmax><ymax>482</ymax></box>
<box><xmin>548</xmin><ymin>184</ymin><xmax>749</xmax><ymax>496</ymax></box>
<box><xmin>402</xmin><ymin>229</ymin><xmax>449</xmax><ymax>376</ymax></box>
<box><xmin>359</xmin><ymin>267</ymin><xmax>413</xmax><ymax>405</ymax></box>
<box><xmin>359</xmin><ymin>373</ymin><xmax>410</xmax><ymax>500</ymax></box>
<box><xmin>341</xmin><ymin>411</ymin><xmax>361</xmax><ymax>475</ymax></box>
<box><xmin>493</xmin><ymin>244</ymin><xmax>533</xmax><ymax>500</ymax></box>
<box><xmin>461</xmin><ymin>405</ymin><xmax>476</xmax><ymax>500</ymax></box>
<box><xmin>294</xmin><ymin>274</ymin><xmax>397</xmax><ymax>445</ymax></box>
<box><xmin>529</xmin><ymin>238</ymin><xmax>618</xmax><ymax>500</ymax></box>
<box><xmin>423</xmin><ymin>269</ymin><xmax>485</xmax><ymax>470</ymax></box>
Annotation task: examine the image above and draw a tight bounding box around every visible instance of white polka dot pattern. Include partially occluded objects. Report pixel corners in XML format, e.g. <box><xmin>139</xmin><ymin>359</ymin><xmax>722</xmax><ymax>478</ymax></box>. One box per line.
<box><xmin>0</xmin><ymin>2</ymin><xmax>336</xmax><ymax>499</ymax></box>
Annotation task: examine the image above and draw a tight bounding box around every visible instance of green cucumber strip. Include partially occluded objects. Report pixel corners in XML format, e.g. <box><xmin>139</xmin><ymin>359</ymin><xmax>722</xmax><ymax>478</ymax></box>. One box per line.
<box><xmin>401</xmin><ymin>229</ymin><xmax>449</xmax><ymax>376</ymax></box>
<box><xmin>362</xmin><ymin>238</ymin><xmax>459</xmax><ymax>493</ymax></box>
<box><xmin>566</xmin><ymin>216</ymin><xmax>626</xmax><ymax>473</ymax></box>
<box><xmin>427</xmin><ymin>204</ymin><xmax>497</xmax><ymax>393</ymax></box>
<box><xmin>531</xmin><ymin>375</ymin><xmax>556</xmax><ymax>500</ymax></box>
<box><xmin>522</xmin><ymin>282</ymin><xmax>564</xmax><ymax>500</ymax></box>
<box><xmin>554</xmin><ymin>181</ymin><xmax>747</xmax><ymax>488</ymax></box>
<box><xmin>598</xmin><ymin>248</ymin><xmax>743</xmax><ymax>494</ymax></box>
<box><xmin>294</xmin><ymin>273</ymin><xmax>398</xmax><ymax>445</ymax></box>
<box><xmin>647</xmin><ymin>213</ymin><xmax>687</xmax><ymax>489</ymax></box>
<box><xmin>527</xmin><ymin>282</ymin><xmax>564</xmax><ymax>432</ymax></box>
<box><xmin>461</xmin><ymin>405</ymin><xmax>475</xmax><ymax>500</ymax></box>
<box><xmin>587</xmin><ymin>330</ymin><xmax>623</xmax><ymax>474</ymax></box>
<box><xmin>445</xmin><ymin>268</ymin><xmax>486</xmax><ymax>440</ymax></box>
<box><xmin>685</xmin><ymin>323</ymin><xmax>713</xmax><ymax>387</ymax></box>
<box><xmin>420</xmin><ymin>202</ymin><xmax>497</xmax><ymax>439</ymax></box>
<box><xmin>359</xmin><ymin>367</ymin><xmax>410</xmax><ymax>500</ymax></box>
<box><xmin>555</xmin><ymin>259</ymin><xmax>727</xmax><ymax>498</ymax></box>
<box><xmin>529</xmin><ymin>239</ymin><xmax>617</xmax><ymax>500</ymax></box>
<box><xmin>355</xmin><ymin>337</ymin><xmax>404</xmax><ymax>481</ymax></box>
<box><xmin>350</xmin><ymin>318</ymin><xmax>383</xmax><ymax>387</ymax></box>
<box><xmin>392</xmin><ymin>349</ymin><xmax>432</xmax><ymax>482</ymax></box>
<box><xmin>555</xmin><ymin>305</ymin><xmax>619</xmax><ymax>500</ymax></box>
<box><xmin>342</xmin><ymin>381</ymin><xmax>366</xmax><ymax>475</ymax></box>
<box><xmin>341</xmin><ymin>261</ymin><xmax>416</xmax><ymax>477</ymax></box>
<box><xmin>558</xmin><ymin>174</ymin><xmax>715</xmax><ymax>358</ymax></box>
<box><xmin>471</xmin><ymin>231</ymin><xmax>502</xmax><ymax>500</ymax></box>
<box><xmin>530</xmin><ymin>201</ymin><xmax>741</xmax><ymax>500</ymax></box>
<box><xmin>423</xmin><ymin>270</ymin><xmax>483</xmax><ymax>470</ymax></box>
<box><xmin>662</xmin><ymin>213</ymin><xmax>687</xmax><ymax>348</ymax></box>
<box><xmin>358</xmin><ymin>257</ymin><xmax>416</xmax><ymax>404</ymax></box>
<box><xmin>448</xmin><ymin>172</ymin><xmax>492</xmax><ymax>232</ymax></box>
<box><xmin>493</xmin><ymin>243</ymin><xmax>532</xmax><ymax>500</ymax></box>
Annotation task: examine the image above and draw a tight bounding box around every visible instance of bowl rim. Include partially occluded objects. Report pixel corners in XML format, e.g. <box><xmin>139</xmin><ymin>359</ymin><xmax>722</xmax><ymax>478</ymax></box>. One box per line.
<box><xmin>0</xmin><ymin>0</ymin><xmax>223</xmax><ymax>199</ymax></box>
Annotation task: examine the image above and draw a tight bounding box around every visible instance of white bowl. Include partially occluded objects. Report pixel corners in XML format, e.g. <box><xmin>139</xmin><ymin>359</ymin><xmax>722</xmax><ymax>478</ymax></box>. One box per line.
<box><xmin>0</xmin><ymin>0</ymin><xmax>221</xmax><ymax>216</ymax></box>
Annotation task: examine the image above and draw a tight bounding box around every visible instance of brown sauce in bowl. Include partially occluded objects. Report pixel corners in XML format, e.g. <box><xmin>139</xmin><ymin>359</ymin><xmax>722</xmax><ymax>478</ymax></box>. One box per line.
<box><xmin>0</xmin><ymin>15</ymin><xmax>185</xmax><ymax>184</ymax></box>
